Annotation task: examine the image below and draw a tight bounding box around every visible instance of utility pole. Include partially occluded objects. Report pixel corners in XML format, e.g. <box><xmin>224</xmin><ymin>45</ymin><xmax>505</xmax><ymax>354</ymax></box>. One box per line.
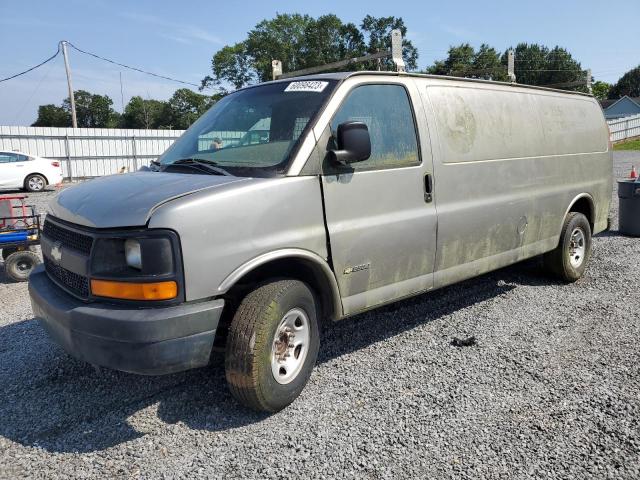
<box><xmin>586</xmin><ymin>68</ymin><xmax>592</xmax><ymax>95</ymax></box>
<box><xmin>60</xmin><ymin>40</ymin><xmax>78</xmax><ymax>128</ymax></box>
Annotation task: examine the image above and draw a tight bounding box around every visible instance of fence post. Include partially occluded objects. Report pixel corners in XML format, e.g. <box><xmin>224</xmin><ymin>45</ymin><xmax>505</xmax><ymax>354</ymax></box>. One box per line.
<box><xmin>625</xmin><ymin>119</ymin><xmax>630</xmax><ymax>141</ymax></box>
<box><xmin>64</xmin><ymin>133</ymin><xmax>73</xmax><ymax>182</ymax></box>
<box><xmin>131</xmin><ymin>136</ymin><xmax>138</xmax><ymax>171</ymax></box>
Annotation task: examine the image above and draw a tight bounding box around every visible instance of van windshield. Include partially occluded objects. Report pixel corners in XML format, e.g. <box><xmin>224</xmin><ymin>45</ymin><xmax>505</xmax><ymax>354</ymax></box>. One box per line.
<box><xmin>159</xmin><ymin>80</ymin><xmax>337</xmax><ymax>176</ymax></box>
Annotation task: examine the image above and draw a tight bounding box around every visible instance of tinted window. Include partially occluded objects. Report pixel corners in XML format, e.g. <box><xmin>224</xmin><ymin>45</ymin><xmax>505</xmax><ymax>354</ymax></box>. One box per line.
<box><xmin>330</xmin><ymin>84</ymin><xmax>420</xmax><ymax>170</ymax></box>
<box><xmin>0</xmin><ymin>153</ymin><xmax>18</xmax><ymax>163</ymax></box>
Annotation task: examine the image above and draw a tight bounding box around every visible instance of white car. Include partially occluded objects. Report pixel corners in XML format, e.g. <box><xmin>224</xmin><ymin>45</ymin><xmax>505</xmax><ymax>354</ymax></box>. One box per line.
<box><xmin>0</xmin><ymin>150</ymin><xmax>63</xmax><ymax>192</ymax></box>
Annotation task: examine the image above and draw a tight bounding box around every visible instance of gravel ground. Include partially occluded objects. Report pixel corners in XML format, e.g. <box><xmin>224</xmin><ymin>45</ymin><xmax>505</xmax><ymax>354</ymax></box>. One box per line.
<box><xmin>1</xmin><ymin>153</ymin><xmax>639</xmax><ymax>479</ymax></box>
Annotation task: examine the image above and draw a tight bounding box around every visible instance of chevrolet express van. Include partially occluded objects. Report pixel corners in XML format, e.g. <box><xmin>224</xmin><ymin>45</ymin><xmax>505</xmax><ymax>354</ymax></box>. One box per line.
<box><xmin>29</xmin><ymin>72</ymin><xmax>612</xmax><ymax>412</ymax></box>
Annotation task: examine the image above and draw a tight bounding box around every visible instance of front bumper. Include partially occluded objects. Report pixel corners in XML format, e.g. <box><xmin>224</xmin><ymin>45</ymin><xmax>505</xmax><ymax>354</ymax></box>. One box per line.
<box><xmin>29</xmin><ymin>265</ymin><xmax>224</xmax><ymax>375</ymax></box>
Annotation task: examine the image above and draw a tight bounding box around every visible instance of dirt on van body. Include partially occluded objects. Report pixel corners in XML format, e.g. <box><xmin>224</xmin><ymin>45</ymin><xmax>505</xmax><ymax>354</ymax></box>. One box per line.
<box><xmin>1</xmin><ymin>153</ymin><xmax>639</xmax><ymax>479</ymax></box>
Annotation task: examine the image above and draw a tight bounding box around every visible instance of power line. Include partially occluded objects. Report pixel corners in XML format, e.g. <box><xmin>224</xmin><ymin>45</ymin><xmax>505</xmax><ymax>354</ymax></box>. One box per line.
<box><xmin>0</xmin><ymin>46</ymin><xmax>60</xmax><ymax>83</ymax></box>
<box><xmin>66</xmin><ymin>42</ymin><xmax>204</xmax><ymax>89</ymax></box>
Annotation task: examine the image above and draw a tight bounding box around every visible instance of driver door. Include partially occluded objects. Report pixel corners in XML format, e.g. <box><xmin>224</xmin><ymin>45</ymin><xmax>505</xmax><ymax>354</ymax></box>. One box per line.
<box><xmin>320</xmin><ymin>80</ymin><xmax>438</xmax><ymax>315</ymax></box>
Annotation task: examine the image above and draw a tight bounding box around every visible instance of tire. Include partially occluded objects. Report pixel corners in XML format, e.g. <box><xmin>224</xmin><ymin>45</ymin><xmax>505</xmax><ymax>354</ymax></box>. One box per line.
<box><xmin>225</xmin><ymin>279</ymin><xmax>320</xmax><ymax>412</ymax></box>
<box><xmin>2</xmin><ymin>246</ymin><xmax>35</xmax><ymax>261</ymax></box>
<box><xmin>543</xmin><ymin>212</ymin><xmax>592</xmax><ymax>282</ymax></box>
<box><xmin>4</xmin><ymin>250</ymin><xmax>41</xmax><ymax>282</ymax></box>
<box><xmin>24</xmin><ymin>174</ymin><xmax>47</xmax><ymax>192</ymax></box>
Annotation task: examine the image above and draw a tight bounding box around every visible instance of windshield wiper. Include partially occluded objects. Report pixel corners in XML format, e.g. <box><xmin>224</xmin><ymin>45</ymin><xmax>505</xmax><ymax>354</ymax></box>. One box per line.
<box><xmin>165</xmin><ymin>158</ymin><xmax>232</xmax><ymax>176</ymax></box>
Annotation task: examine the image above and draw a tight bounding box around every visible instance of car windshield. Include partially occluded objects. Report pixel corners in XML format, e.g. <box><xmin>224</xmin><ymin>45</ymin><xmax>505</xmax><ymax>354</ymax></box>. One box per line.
<box><xmin>159</xmin><ymin>80</ymin><xmax>337</xmax><ymax>176</ymax></box>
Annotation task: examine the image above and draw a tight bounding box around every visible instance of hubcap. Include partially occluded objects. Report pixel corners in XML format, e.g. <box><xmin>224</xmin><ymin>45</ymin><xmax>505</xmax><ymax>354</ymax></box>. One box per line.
<box><xmin>568</xmin><ymin>227</ymin><xmax>586</xmax><ymax>268</ymax></box>
<box><xmin>29</xmin><ymin>177</ymin><xmax>44</xmax><ymax>191</ymax></box>
<box><xmin>17</xmin><ymin>261</ymin><xmax>31</xmax><ymax>272</ymax></box>
<box><xmin>271</xmin><ymin>308</ymin><xmax>310</xmax><ymax>385</ymax></box>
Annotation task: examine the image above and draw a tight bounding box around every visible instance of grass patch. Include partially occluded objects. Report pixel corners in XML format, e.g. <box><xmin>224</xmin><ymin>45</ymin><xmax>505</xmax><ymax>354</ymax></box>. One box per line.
<box><xmin>613</xmin><ymin>138</ymin><xmax>640</xmax><ymax>150</ymax></box>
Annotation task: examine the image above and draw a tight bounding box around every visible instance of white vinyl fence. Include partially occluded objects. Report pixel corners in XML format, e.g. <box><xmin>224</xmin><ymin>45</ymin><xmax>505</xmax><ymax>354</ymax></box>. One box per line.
<box><xmin>0</xmin><ymin>126</ymin><xmax>185</xmax><ymax>179</ymax></box>
<box><xmin>607</xmin><ymin>114</ymin><xmax>640</xmax><ymax>143</ymax></box>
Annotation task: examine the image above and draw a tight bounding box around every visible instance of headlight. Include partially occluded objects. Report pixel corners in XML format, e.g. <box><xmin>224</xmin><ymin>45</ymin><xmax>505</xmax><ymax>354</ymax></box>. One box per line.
<box><xmin>90</xmin><ymin>230</ymin><xmax>182</xmax><ymax>302</ymax></box>
<box><xmin>125</xmin><ymin>239</ymin><xmax>142</xmax><ymax>270</ymax></box>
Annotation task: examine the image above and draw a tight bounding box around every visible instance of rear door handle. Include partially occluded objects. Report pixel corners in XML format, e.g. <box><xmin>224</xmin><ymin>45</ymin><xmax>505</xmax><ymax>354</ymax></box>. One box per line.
<box><xmin>424</xmin><ymin>173</ymin><xmax>433</xmax><ymax>203</ymax></box>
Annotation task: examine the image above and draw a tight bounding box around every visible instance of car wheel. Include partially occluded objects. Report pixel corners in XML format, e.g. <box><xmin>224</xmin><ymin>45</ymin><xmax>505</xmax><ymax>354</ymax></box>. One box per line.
<box><xmin>225</xmin><ymin>279</ymin><xmax>320</xmax><ymax>412</ymax></box>
<box><xmin>543</xmin><ymin>212</ymin><xmax>592</xmax><ymax>282</ymax></box>
<box><xmin>25</xmin><ymin>174</ymin><xmax>47</xmax><ymax>192</ymax></box>
<box><xmin>4</xmin><ymin>250</ymin><xmax>41</xmax><ymax>282</ymax></box>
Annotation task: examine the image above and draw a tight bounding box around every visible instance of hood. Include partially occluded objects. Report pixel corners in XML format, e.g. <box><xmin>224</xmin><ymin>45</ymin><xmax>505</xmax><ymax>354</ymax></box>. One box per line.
<box><xmin>48</xmin><ymin>172</ymin><xmax>249</xmax><ymax>228</ymax></box>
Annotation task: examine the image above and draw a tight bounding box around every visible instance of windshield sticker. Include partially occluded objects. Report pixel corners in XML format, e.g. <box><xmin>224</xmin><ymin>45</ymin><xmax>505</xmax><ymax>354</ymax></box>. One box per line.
<box><xmin>284</xmin><ymin>81</ymin><xmax>329</xmax><ymax>93</ymax></box>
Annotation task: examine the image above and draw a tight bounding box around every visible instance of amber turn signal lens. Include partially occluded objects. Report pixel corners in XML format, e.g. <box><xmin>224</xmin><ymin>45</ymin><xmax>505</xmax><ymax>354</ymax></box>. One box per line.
<box><xmin>90</xmin><ymin>279</ymin><xmax>178</xmax><ymax>300</ymax></box>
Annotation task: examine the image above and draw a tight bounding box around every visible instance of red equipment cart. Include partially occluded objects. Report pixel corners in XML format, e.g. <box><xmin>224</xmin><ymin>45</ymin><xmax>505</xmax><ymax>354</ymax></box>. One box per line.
<box><xmin>0</xmin><ymin>195</ymin><xmax>42</xmax><ymax>282</ymax></box>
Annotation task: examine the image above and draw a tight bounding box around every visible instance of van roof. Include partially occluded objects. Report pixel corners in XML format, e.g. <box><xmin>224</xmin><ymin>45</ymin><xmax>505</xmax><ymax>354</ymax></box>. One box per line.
<box><xmin>270</xmin><ymin>70</ymin><xmax>593</xmax><ymax>98</ymax></box>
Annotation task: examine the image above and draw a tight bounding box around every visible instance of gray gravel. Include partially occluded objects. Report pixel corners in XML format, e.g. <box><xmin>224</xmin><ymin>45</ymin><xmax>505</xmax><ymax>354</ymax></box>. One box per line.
<box><xmin>1</xmin><ymin>153</ymin><xmax>639</xmax><ymax>479</ymax></box>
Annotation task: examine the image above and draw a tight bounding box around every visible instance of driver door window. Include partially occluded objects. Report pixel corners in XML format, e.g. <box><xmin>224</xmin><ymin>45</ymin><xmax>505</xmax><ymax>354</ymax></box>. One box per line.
<box><xmin>329</xmin><ymin>84</ymin><xmax>420</xmax><ymax>171</ymax></box>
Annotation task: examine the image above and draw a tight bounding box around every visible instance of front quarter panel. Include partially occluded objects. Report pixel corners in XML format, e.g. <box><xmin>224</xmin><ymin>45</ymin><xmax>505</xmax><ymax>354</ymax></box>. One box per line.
<box><xmin>148</xmin><ymin>176</ymin><xmax>328</xmax><ymax>301</ymax></box>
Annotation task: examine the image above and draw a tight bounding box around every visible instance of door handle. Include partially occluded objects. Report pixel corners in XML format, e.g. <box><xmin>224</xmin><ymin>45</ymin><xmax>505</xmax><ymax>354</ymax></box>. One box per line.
<box><xmin>424</xmin><ymin>173</ymin><xmax>433</xmax><ymax>203</ymax></box>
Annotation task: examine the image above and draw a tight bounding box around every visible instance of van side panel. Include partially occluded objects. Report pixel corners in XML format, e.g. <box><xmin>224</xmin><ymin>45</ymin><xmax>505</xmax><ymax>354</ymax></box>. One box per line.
<box><xmin>148</xmin><ymin>176</ymin><xmax>329</xmax><ymax>302</ymax></box>
<box><xmin>418</xmin><ymin>80</ymin><xmax>611</xmax><ymax>288</ymax></box>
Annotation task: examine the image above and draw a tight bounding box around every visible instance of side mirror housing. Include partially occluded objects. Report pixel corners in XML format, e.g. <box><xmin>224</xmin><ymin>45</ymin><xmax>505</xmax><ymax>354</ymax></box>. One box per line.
<box><xmin>329</xmin><ymin>122</ymin><xmax>371</xmax><ymax>165</ymax></box>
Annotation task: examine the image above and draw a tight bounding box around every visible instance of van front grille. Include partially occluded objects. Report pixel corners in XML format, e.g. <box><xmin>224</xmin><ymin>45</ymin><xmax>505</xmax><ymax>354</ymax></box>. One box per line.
<box><xmin>43</xmin><ymin>219</ymin><xmax>93</xmax><ymax>255</ymax></box>
<box><xmin>44</xmin><ymin>257</ymin><xmax>90</xmax><ymax>298</ymax></box>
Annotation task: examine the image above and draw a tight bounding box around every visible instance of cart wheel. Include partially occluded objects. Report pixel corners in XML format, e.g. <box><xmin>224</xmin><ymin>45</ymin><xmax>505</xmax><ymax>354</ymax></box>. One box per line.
<box><xmin>2</xmin><ymin>246</ymin><xmax>35</xmax><ymax>261</ymax></box>
<box><xmin>5</xmin><ymin>250</ymin><xmax>41</xmax><ymax>282</ymax></box>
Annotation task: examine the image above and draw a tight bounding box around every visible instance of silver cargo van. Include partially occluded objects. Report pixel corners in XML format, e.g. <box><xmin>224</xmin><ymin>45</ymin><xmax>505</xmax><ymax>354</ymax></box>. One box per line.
<box><xmin>29</xmin><ymin>72</ymin><xmax>612</xmax><ymax>412</ymax></box>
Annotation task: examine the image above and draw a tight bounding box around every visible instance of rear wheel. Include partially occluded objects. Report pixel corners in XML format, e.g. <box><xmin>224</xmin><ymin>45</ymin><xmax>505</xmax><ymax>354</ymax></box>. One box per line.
<box><xmin>225</xmin><ymin>279</ymin><xmax>320</xmax><ymax>412</ymax></box>
<box><xmin>4</xmin><ymin>250</ymin><xmax>41</xmax><ymax>282</ymax></box>
<box><xmin>543</xmin><ymin>212</ymin><xmax>592</xmax><ymax>282</ymax></box>
<box><xmin>25</xmin><ymin>174</ymin><xmax>46</xmax><ymax>192</ymax></box>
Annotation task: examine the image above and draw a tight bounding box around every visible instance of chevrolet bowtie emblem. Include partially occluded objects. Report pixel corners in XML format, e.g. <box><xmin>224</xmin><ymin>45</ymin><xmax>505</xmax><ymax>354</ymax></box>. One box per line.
<box><xmin>50</xmin><ymin>241</ymin><xmax>63</xmax><ymax>264</ymax></box>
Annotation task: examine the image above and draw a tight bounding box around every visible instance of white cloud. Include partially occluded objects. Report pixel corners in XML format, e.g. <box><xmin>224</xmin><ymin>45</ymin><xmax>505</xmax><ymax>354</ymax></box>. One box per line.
<box><xmin>121</xmin><ymin>12</ymin><xmax>223</xmax><ymax>45</ymax></box>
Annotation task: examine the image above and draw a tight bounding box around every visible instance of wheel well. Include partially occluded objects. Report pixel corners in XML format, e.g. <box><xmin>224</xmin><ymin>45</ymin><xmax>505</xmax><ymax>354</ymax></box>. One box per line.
<box><xmin>24</xmin><ymin>172</ymin><xmax>49</xmax><ymax>187</ymax></box>
<box><xmin>225</xmin><ymin>258</ymin><xmax>337</xmax><ymax>321</ymax></box>
<box><xmin>211</xmin><ymin>257</ymin><xmax>339</xmax><ymax>351</ymax></box>
<box><xmin>568</xmin><ymin>196</ymin><xmax>594</xmax><ymax>231</ymax></box>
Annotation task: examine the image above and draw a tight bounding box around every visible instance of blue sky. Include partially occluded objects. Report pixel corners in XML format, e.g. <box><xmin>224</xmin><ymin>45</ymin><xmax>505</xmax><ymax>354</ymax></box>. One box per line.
<box><xmin>1</xmin><ymin>0</ymin><xmax>638</xmax><ymax>125</ymax></box>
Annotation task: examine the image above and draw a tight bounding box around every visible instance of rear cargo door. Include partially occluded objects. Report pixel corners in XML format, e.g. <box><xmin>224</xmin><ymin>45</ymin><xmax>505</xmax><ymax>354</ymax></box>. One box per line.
<box><xmin>321</xmin><ymin>80</ymin><xmax>437</xmax><ymax>315</ymax></box>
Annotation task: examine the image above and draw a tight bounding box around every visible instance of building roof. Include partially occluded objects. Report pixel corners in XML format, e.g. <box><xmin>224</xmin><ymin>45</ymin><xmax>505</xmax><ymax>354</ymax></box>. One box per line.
<box><xmin>600</xmin><ymin>95</ymin><xmax>640</xmax><ymax>111</ymax></box>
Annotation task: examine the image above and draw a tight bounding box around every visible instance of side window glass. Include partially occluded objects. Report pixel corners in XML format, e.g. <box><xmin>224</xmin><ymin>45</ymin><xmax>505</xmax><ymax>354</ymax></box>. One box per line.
<box><xmin>329</xmin><ymin>84</ymin><xmax>420</xmax><ymax>171</ymax></box>
<box><xmin>0</xmin><ymin>153</ymin><xmax>17</xmax><ymax>163</ymax></box>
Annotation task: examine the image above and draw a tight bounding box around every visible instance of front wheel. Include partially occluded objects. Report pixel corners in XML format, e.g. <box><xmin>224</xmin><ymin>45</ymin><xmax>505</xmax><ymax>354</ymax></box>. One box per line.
<box><xmin>543</xmin><ymin>212</ymin><xmax>592</xmax><ymax>282</ymax></box>
<box><xmin>4</xmin><ymin>250</ymin><xmax>41</xmax><ymax>282</ymax></box>
<box><xmin>225</xmin><ymin>279</ymin><xmax>320</xmax><ymax>412</ymax></box>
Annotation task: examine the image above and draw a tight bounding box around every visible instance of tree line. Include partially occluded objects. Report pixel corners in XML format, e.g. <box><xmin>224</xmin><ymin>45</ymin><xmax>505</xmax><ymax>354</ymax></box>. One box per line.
<box><xmin>32</xmin><ymin>88</ymin><xmax>221</xmax><ymax>129</ymax></box>
<box><xmin>32</xmin><ymin>13</ymin><xmax>640</xmax><ymax>128</ymax></box>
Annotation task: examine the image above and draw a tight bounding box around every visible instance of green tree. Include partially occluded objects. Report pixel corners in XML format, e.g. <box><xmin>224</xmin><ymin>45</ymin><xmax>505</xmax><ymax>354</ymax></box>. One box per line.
<box><xmin>426</xmin><ymin>43</ymin><xmax>507</xmax><ymax>81</ymax></box>
<box><xmin>63</xmin><ymin>90</ymin><xmax>120</xmax><ymax>128</ymax></box>
<box><xmin>201</xmin><ymin>43</ymin><xmax>256</xmax><ymax>91</ymax></box>
<box><xmin>427</xmin><ymin>43</ymin><xmax>475</xmax><ymax>75</ymax></box>
<box><xmin>202</xmin><ymin>13</ymin><xmax>417</xmax><ymax>90</ymax></box>
<box><xmin>162</xmin><ymin>88</ymin><xmax>219</xmax><ymax>129</ymax></box>
<box><xmin>509</xmin><ymin>44</ymin><xmax>585</xmax><ymax>91</ymax></box>
<box><xmin>121</xmin><ymin>96</ymin><xmax>167</xmax><ymax>129</ymax></box>
<box><xmin>608</xmin><ymin>66</ymin><xmax>640</xmax><ymax>99</ymax></box>
<box><xmin>591</xmin><ymin>81</ymin><xmax>611</xmax><ymax>100</ymax></box>
<box><xmin>360</xmin><ymin>15</ymin><xmax>417</xmax><ymax>71</ymax></box>
<box><xmin>32</xmin><ymin>104</ymin><xmax>70</xmax><ymax>127</ymax></box>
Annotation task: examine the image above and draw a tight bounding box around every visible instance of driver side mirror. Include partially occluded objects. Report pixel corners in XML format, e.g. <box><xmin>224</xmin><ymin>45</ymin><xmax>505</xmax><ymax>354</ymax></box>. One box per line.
<box><xmin>328</xmin><ymin>122</ymin><xmax>371</xmax><ymax>165</ymax></box>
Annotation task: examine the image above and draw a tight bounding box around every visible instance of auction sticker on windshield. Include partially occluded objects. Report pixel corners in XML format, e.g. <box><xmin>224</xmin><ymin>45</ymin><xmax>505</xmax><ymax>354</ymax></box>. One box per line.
<box><xmin>284</xmin><ymin>81</ymin><xmax>329</xmax><ymax>93</ymax></box>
